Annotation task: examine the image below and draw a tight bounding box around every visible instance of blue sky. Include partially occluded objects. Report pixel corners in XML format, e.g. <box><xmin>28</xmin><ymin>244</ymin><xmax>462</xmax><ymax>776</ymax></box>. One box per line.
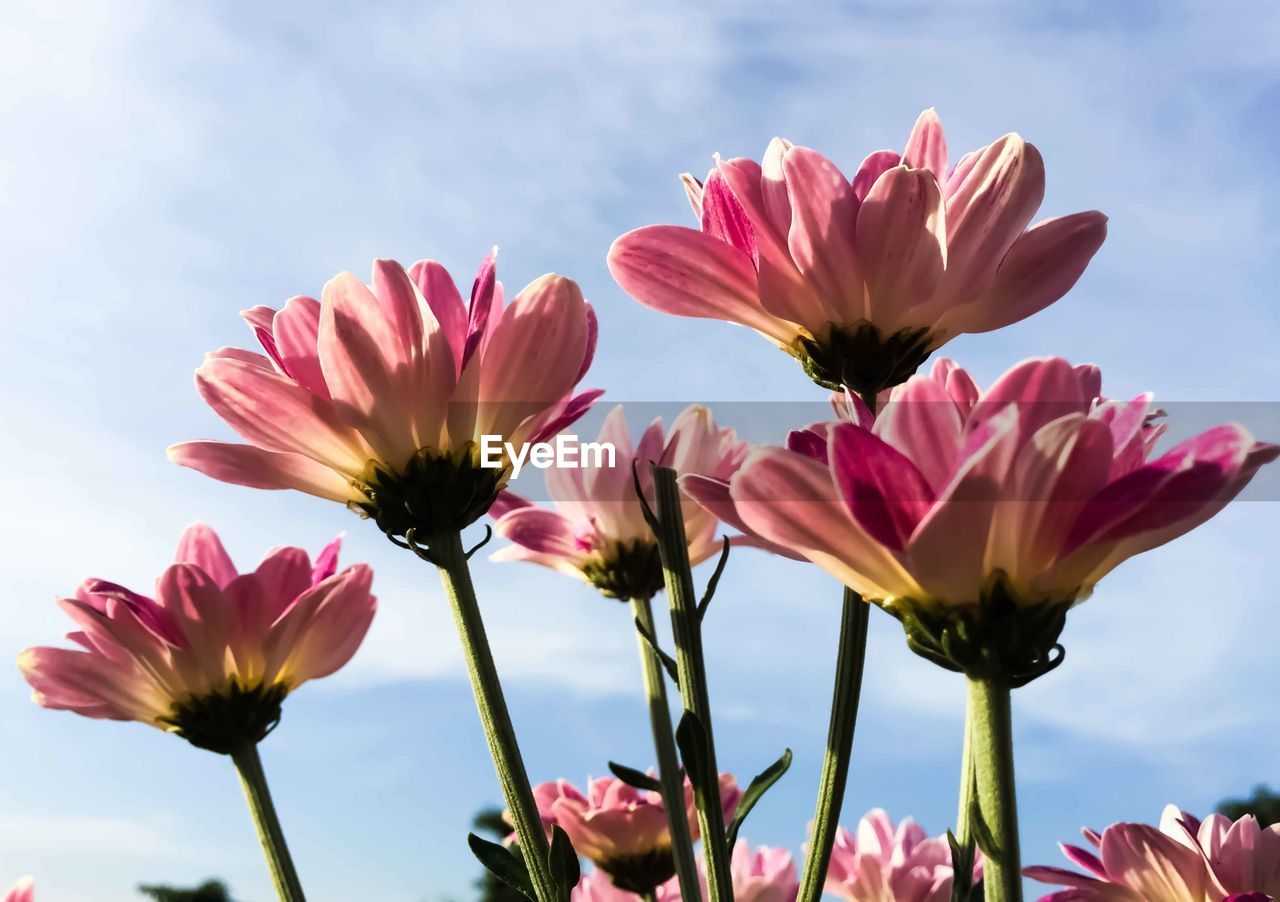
<box><xmin>3</xmin><ymin>1</ymin><xmax>1280</xmax><ymax>899</ymax></box>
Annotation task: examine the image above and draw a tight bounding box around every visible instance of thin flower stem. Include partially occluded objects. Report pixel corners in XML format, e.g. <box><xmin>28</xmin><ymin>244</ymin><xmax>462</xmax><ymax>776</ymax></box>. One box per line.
<box><xmin>956</xmin><ymin>691</ymin><xmax>976</xmax><ymax>847</ymax></box>
<box><xmin>795</xmin><ymin>589</ymin><xmax>870</xmax><ymax>902</ymax></box>
<box><xmin>631</xmin><ymin>595</ymin><xmax>701</xmax><ymax>902</ymax></box>
<box><xmin>969</xmin><ymin>675</ymin><xmax>1022</xmax><ymax>902</ymax></box>
<box><xmin>650</xmin><ymin>465</ymin><xmax>733</xmax><ymax>902</ymax></box>
<box><xmin>231</xmin><ymin>743</ymin><xmax>306</xmax><ymax>902</ymax></box>
<box><xmin>435</xmin><ymin>530</ymin><xmax>557</xmax><ymax>902</ymax></box>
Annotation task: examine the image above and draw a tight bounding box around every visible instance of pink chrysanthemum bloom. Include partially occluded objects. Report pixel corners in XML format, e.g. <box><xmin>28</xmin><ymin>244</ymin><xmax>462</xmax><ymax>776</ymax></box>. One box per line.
<box><xmin>722</xmin><ymin>841</ymin><xmax>799</xmax><ymax>902</ymax></box>
<box><xmin>1026</xmin><ymin>805</ymin><xmax>1280</xmax><ymax>901</ymax></box>
<box><xmin>823</xmin><ymin>809</ymin><xmax>980</xmax><ymax>902</ymax></box>
<box><xmin>490</xmin><ymin>404</ymin><xmax>749</xmax><ymax>600</ymax></box>
<box><xmin>3</xmin><ymin>877</ymin><xmax>33</xmax><ymax>902</ymax></box>
<box><xmin>610</xmin><ymin>109</ymin><xmax>1107</xmax><ymax>396</ymax></box>
<box><xmin>688</xmin><ymin>357</ymin><xmax>1277</xmax><ymax>681</ymax></box>
<box><xmin>532</xmin><ymin>774</ymin><xmax>741</xmax><ymax>895</ymax></box>
<box><xmin>18</xmin><ymin>524</ymin><xmax>375</xmax><ymax>754</ymax></box>
<box><xmin>170</xmin><ymin>251</ymin><xmax>600</xmax><ymax>544</ymax></box>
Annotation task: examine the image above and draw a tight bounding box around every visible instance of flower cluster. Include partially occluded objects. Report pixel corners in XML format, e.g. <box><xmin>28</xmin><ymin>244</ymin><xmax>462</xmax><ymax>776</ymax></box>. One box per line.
<box><xmin>1026</xmin><ymin>805</ymin><xmax>1280</xmax><ymax>900</ymax></box>
<box><xmin>825</xmin><ymin>810</ymin><xmax>981</xmax><ymax>902</ymax></box>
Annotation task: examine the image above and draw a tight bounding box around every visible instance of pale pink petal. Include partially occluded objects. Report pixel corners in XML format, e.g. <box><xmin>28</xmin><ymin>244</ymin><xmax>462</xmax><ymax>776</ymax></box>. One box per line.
<box><xmin>963</xmin><ymin>212</ymin><xmax>1108</xmax><ymax>333</ymax></box>
<box><xmin>855</xmin><ymin>166</ymin><xmax>946</xmax><ymax>325</ymax></box>
<box><xmin>272</xmin><ymin>296</ymin><xmax>329</xmax><ymax>398</ymax></box>
<box><xmin>267</xmin><ymin>564</ymin><xmax>376</xmax><ymax>684</ymax></box>
<box><xmin>408</xmin><ymin>258</ymin><xmax>468</xmax><ymax>363</ymax></box>
<box><xmin>902</xmin><ymin>108</ymin><xmax>948</xmax><ymax>182</ymax></box>
<box><xmin>680</xmin><ymin>171</ymin><xmax>704</xmax><ymax>218</ymax></box>
<box><xmin>874</xmin><ymin>373</ymin><xmax>965</xmax><ymax>491</ymax></box>
<box><xmin>477</xmin><ymin>274</ymin><xmax>590</xmax><ymax>438</ymax></box>
<box><xmin>318</xmin><ymin>271</ymin><xmax>419</xmax><ymax>467</ymax></box>
<box><xmin>167</xmin><ymin>441</ymin><xmax>361</xmax><ymax>503</ymax></box>
<box><xmin>609</xmin><ymin>226</ymin><xmax>794</xmax><ymax>344</ymax></box>
<box><xmin>194</xmin><ymin>355</ymin><xmax>369</xmax><ymax>475</ymax></box>
<box><xmin>155</xmin><ymin>564</ymin><xmax>232</xmax><ymax>688</ymax></box>
<box><xmin>731</xmin><ymin>448</ymin><xmax>918</xmax><ymax>599</ymax></box>
<box><xmin>783</xmin><ymin>146</ymin><xmax>865</xmax><ymax>321</ymax></box>
<box><xmin>939</xmin><ymin>134</ymin><xmax>1045</xmax><ymax>304</ymax></box>
<box><xmin>174</xmin><ymin>523</ymin><xmax>238</xmax><ymax>588</ymax></box>
<box><xmin>19</xmin><ymin>646</ymin><xmax>161</xmax><ymax>722</ymax></box>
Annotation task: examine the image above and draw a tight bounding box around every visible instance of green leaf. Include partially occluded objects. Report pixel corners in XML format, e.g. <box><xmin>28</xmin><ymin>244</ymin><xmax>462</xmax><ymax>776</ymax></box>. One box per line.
<box><xmin>608</xmin><ymin>761</ymin><xmax>663</xmax><ymax>793</ymax></box>
<box><xmin>947</xmin><ymin>827</ymin><xmax>983</xmax><ymax>902</ymax></box>
<box><xmin>467</xmin><ymin>832</ymin><xmax>534</xmax><ymax>900</ymax></box>
<box><xmin>675</xmin><ymin>711</ymin><xmax>709</xmax><ymax>787</ymax></box>
<box><xmin>633</xmin><ymin>617</ymin><xmax>680</xmax><ymax>685</ymax></box>
<box><xmin>548</xmin><ymin>825</ymin><xmax>581</xmax><ymax>900</ymax></box>
<box><xmin>726</xmin><ymin>748</ymin><xmax>793</xmax><ymax>848</ymax></box>
<box><xmin>697</xmin><ymin>537</ymin><xmax>731</xmax><ymax>622</ymax></box>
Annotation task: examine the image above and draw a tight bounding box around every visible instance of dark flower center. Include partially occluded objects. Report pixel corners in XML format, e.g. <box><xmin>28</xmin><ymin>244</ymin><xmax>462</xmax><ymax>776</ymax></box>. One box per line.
<box><xmin>581</xmin><ymin>540</ymin><xmax>666</xmax><ymax>602</ymax></box>
<box><xmin>792</xmin><ymin>320</ymin><xmax>937</xmax><ymax>396</ymax></box>
<box><xmin>161</xmin><ymin>681</ymin><xmax>289</xmax><ymax>755</ymax></box>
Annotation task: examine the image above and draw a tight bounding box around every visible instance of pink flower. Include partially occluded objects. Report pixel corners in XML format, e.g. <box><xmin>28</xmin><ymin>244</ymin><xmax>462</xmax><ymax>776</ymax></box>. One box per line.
<box><xmin>532</xmin><ymin>773</ymin><xmax>741</xmax><ymax>895</ymax></box>
<box><xmin>701</xmin><ymin>357</ymin><xmax>1277</xmax><ymax>678</ymax></box>
<box><xmin>572</xmin><ymin>871</ymin><xmax>678</xmax><ymax>901</ymax></box>
<box><xmin>725</xmin><ymin>842</ymin><xmax>799</xmax><ymax>902</ymax></box>
<box><xmin>490</xmin><ymin>404</ymin><xmax>749</xmax><ymax>600</ymax></box>
<box><xmin>610</xmin><ymin>109</ymin><xmax>1107</xmax><ymax>394</ymax></box>
<box><xmin>3</xmin><ymin>877</ymin><xmax>33</xmax><ymax>902</ymax></box>
<box><xmin>170</xmin><ymin>251</ymin><xmax>601</xmax><ymax>540</ymax></box>
<box><xmin>18</xmin><ymin>524</ymin><xmax>376</xmax><ymax>754</ymax></box>
<box><xmin>824</xmin><ymin>809</ymin><xmax>979</xmax><ymax>902</ymax></box>
<box><xmin>1026</xmin><ymin>805</ymin><xmax>1280</xmax><ymax>900</ymax></box>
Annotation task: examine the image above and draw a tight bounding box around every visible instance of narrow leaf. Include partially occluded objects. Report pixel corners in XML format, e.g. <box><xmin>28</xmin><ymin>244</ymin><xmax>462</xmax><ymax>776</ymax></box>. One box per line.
<box><xmin>548</xmin><ymin>824</ymin><xmax>581</xmax><ymax>899</ymax></box>
<box><xmin>675</xmin><ymin>710</ymin><xmax>709</xmax><ymax>786</ymax></box>
<box><xmin>608</xmin><ymin>761</ymin><xmax>663</xmax><ymax>793</ymax></box>
<box><xmin>697</xmin><ymin>537</ymin><xmax>731</xmax><ymax>622</ymax></box>
<box><xmin>631</xmin><ymin>459</ymin><xmax>661</xmax><ymax>533</ymax></box>
<box><xmin>633</xmin><ymin>617</ymin><xmax>680</xmax><ymax>685</ymax></box>
<box><xmin>726</xmin><ymin>748</ymin><xmax>793</xmax><ymax>847</ymax></box>
<box><xmin>468</xmin><ymin>832</ymin><xmax>534</xmax><ymax>900</ymax></box>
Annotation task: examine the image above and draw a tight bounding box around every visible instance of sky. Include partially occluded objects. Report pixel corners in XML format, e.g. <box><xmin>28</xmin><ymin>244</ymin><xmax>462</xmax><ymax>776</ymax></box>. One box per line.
<box><xmin>3</xmin><ymin>0</ymin><xmax>1280</xmax><ymax>899</ymax></box>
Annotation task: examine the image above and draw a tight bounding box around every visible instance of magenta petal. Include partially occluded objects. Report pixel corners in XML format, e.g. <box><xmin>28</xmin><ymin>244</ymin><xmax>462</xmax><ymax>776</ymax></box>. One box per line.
<box><xmin>830</xmin><ymin>423</ymin><xmax>934</xmax><ymax>552</ymax></box>
<box><xmin>852</xmin><ymin>149</ymin><xmax>901</xmax><ymax>201</ymax></box>
<box><xmin>493</xmin><ymin>508</ymin><xmax>579</xmax><ymax>556</ymax></box>
<box><xmin>701</xmin><ymin>169</ymin><xmax>760</xmax><ymax>267</ymax></box>
<box><xmin>168</xmin><ymin>441</ymin><xmax>359</xmax><ymax>502</ymax></box>
<box><xmin>408</xmin><ymin>258</ymin><xmax>468</xmax><ymax>363</ymax></box>
<box><xmin>311</xmin><ymin>535</ymin><xmax>343</xmax><ymax>585</ymax></box>
<box><xmin>464</xmin><ymin>247</ymin><xmax>498</xmax><ymax>369</ymax></box>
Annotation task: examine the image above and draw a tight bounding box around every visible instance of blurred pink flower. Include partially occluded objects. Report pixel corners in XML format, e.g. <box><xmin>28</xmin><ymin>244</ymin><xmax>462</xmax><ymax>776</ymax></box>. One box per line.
<box><xmin>700</xmin><ymin>356</ymin><xmax>1276</xmax><ymax>676</ymax></box>
<box><xmin>572</xmin><ymin>871</ymin><xmax>678</xmax><ymax>900</ymax></box>
<box><xmin>3</xmin><ymin>877</ymin><xmax>33</xmax><ymax>902</ymax></box>
<box><xmin>490</xmin><ymin>404</ymin><xmax>749</xmax><ymax>600</ymax></box>
<box><xmin>532</xmin><ymin>773</ymin><xmax>740</xmax><ymax>895</ymax></box>
<box><xmin>1027</xmin><ymin>805</ymin><xmax>1280</xmax><ymax>901</ymax></box>
<box><xmin>610</xmin><ymin>109</ymin><xmax>1106</xmax><ymax>394</ymax></box>
<box><xmin>170</xmin><ymin>251</ymin><xmax>600</xmax><ymax>538</ymax></box>
<box><xmin>724</xmin><ymin>841</ymin><xmax>799</xmax><ymax>902</ymax></box>
<box><xmin>18</xmin><ymin>524</ymin><xmax>375</xmax><ymax>754</ymax></box>
<box><xmin>824</xmin><ymin>809</ymin><xmax>979</xmax><ymax>902</ymax></box>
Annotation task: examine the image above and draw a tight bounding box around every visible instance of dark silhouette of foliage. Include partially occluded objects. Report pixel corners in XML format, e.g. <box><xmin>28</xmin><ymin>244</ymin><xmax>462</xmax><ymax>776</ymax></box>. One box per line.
<box><xmin>474</xmin><ymin>807</ymin><xmax>530</xmax><ymax>902</ymax></box>
<box><xmin>1218</xmin><ymin>785</ymin><xmax>1280</xmax><ymax>827</ymax></box>
<box><xmin>137</xmin><ymin>878</ymin><xmax>234</xmax><ymax>901</ymax></box>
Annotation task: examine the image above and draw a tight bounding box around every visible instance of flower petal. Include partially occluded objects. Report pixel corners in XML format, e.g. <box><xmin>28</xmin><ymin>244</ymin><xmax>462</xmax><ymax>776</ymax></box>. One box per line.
<box><xmin>855</xmin><ymin>165</ymin><xmax>946</xmax><ymax>327</ymax></box>
<box><xmin>168</xmin><ymin>441</ymin><xmax>361</xmax><ymax>503</ymax></box>
<box><xmin>783</xmin><ymin>146</ymin><xmax>865</xmax><ymax>322</ymax></box>
<box><xmin>609</xmin><ymin>226</ymin><xmax>794</xmax><ymax>344</ymax></box>
<box><xmin>174</xmin><ymin>523</ymin><xmax>238</xmax><ymax>588</ymax></box>
<box><xmin>902</xmin><ymin>108</ymin><xmax>948</xmax><ymax>182</ymax></box>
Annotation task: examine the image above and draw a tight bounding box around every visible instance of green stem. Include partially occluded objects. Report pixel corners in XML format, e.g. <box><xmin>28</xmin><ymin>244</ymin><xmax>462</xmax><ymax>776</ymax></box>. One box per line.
<box><xmin>650</xmin><ymin>466</ymin><xmax>733</xmax><ymax>901</ymax></box>
<box><xmin>231</xmin><ymin>743</ymin><xmax>306</xmax><ymax>902</ymax></box>
<box><xmin>956</xmin><ymin>690</ymin><xmax>976</xmax><ymax>847</ymax></box>
<box><xmin>796</xmin><ymin>589</ymin><xmax>870</xmax><ymax>902</ymax></box>
<box><xmin>631</xmin><ymin>595</ymin><xmax>701</xmax><ymax>902</ymax></box>
<box><xmin>969</xmin><ymin>675</ymin><xmax>1022</xmax><ymax>902</ymax></box>
<box><xmin>435</xmin><ymin>531</ymin><xmax>557</xmax><ymax>902</ymax></box>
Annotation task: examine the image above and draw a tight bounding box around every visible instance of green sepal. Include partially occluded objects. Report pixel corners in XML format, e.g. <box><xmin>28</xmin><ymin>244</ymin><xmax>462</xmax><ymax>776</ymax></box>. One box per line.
<box><xmin>697</xmin><ymin>537</ymin><xmax>731</xmax><ymax>622</ymax></box>
<box><xmin>792</xmin><ymin>320</ymin><xmax>935</xmax><ymax>395</ymax></box>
